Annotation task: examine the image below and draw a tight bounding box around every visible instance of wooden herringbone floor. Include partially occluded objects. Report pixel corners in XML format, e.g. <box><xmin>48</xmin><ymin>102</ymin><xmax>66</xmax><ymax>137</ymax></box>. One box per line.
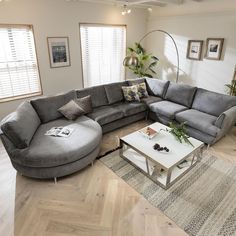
<box><xmin>0</xmin><ymin>121</ymin><xmax>236</xmax><ymax>236</ymax></box>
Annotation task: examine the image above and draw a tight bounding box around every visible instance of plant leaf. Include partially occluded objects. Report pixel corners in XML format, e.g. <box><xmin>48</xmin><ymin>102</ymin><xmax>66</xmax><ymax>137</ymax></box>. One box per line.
<box><xmin>151</xmin><ymin>56</ymin><xmax>159</xmax><ymax>61</ymax></box>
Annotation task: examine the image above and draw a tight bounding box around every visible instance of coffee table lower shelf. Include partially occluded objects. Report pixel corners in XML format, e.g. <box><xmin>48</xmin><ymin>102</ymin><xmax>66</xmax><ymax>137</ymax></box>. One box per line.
<box><xmin>119</xmin><ymin>140</ymin><xmax>203</xmax><ymax>190</ymax></box>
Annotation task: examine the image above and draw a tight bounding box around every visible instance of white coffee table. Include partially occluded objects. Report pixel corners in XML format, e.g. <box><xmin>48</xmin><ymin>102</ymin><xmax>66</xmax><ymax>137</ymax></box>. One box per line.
<box><xmin>119</xmin><ymin>122</ymin><xmax>204</xmax><ymax>189</ymax></box>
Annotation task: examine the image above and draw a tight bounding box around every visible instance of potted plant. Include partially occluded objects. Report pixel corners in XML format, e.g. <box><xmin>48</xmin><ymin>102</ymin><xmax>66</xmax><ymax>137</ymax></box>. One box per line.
<box><xmin>126</xmin><ymin>42</ymin><xmax>159</xmax><ymax>78</ymax></box>
<box><xmin>225</xmin><ymin>67</ymin><xmax>236</xmax><ymax>96</ymax></box>
<box><xmin>161</xmin><ymin>122</ymin><xmax>194</xmax><ymax>147</ymax></box>
<box><xmin>225</xmin><ymin>80</ymin><xmax>236</xmax><ymax>96</ymax></box>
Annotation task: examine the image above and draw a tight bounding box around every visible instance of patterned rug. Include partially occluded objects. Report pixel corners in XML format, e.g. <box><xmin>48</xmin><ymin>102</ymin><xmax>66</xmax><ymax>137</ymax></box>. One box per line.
<box><xmin>100</xmin><ymin>150</ymin><xmax>236</xmax><ymax>236</ymax></box>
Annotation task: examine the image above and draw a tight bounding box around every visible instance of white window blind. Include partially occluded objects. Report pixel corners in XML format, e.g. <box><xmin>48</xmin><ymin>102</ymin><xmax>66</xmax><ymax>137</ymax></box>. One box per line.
<box><xmin>80</xmin><ymin>24</ymin><xmax>126</xmax><ymax>87</ymax></box>
<box><xmin>0</xmin><ymin>25</ymin><xmax>42</xmax><ymax>102</ymax></box>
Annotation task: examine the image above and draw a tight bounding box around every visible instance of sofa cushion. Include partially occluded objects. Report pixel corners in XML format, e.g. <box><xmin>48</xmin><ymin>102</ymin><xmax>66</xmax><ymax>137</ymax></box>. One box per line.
<box><xmin>75</xmin><ymin>95</ymin><xmax>93</xmax><ymax>114</ymax></box>
<box><xmin>122</xmin><ymin>85</ymin><xmax>140</xmax><ymax>102</ymax></box>
<box><xmin>141</xmin><ymin>96</ymin><xmax>162</xmax><ymax>105</ymax></box>
<box><xmin>1</xmin><ymin>102</ymin><xmax>41</xmax><ymax>149</ymax></box>
<box><xmin>58</xmin><ymin>100</ymin><xmax>85</xmax><ymax>120</ymax></box>
<box><xmin>149</xmin><ymin>100</ymin><xmax>188</xmax><ymax>119</ymax></box>
<box><xmin>165</xmin><ymin>83</ymin><xmax>197</xmax><ymax>108</ymax></box>
<box><xmin>76</xmin><ymin>85</ymin><xmax>108</xmax><ymax>108</ymax></box>
<box><xmin>127</xmin><ymin>78</ymin><xmax>146</xmax><ymax>85</ymax></box>
<box><xmin>31</xmin><ymin>90</ymin><xmax>76</xmax><ymax>123</ymax></box>
<box><xmin>87</xmin><ymin>106</ymin><xmax>124</xmax><ymax>125</ymax></box>
<box><xmin>192</xmin><ymin>88</ymin><xmax>236</xmax><ymax>117</ymax></box>
<box><xmin>104</xmin><ymin>81</ymin><xmax>128</xmax><ymax>104</ymax></box>
<box><xmin>112</xmin><ymin>102</ymin><xmax>147</xmax><ymax>117</ymax></box>
<box><xmin>145</xmin><ymin>78</ymin><xmax>170</xmax><ymax>98</ymax></box>
<box><xmin>12</xmin><ymin>116</ymin><xmax>102</xmax><ymax>168</ymax></box>
<box><xmin>176</xmin><ymin>109</ymin><xmax>220</xmax><ymax>137</ymax></box>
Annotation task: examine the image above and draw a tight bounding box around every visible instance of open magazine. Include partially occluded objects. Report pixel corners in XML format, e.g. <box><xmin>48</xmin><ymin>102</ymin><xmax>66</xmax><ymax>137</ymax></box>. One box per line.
<box><xmin>45</xmin><ymin>126</ymin><xmax>74</xmax><ymax>138</ymax></box>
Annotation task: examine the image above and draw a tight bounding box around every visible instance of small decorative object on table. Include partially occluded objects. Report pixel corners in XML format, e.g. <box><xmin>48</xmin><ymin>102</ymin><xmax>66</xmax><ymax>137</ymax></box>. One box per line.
<box><xmin>177</xmin><ymin>160</ymin><xmax>190</xmax><ymax>169</ymax></box>
<box><xmin>161</xmin><ymin>122</ymin><xmax>194</xmax><ymax>147</ymax></box>
<box><xmin>153</xmin><ymin>143</ymin><xmax>170</xmax><ymax>152</ymax></box>
<box><xmin>139</xmin><ymin>126</ymin><xmax>157</xmax><ymax>139</ymax></box>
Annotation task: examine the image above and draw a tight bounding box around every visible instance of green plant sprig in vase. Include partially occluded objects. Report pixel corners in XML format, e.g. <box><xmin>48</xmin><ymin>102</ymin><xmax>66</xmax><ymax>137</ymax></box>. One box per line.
<box><xmin>161</xmin><ymin>122</ymin><xmax>194</xmax><ymax>147</ymax></box>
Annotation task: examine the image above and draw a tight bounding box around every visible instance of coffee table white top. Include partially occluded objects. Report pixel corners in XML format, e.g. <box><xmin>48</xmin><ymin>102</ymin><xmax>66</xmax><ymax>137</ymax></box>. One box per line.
<box><xmin>120</xmin><ymin>122</ymin><xmax>204</xmax><ymax>169</ymax></box>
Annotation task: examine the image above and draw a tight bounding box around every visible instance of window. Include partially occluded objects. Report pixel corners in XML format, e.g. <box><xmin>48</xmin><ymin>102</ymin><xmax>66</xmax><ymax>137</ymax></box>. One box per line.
<box><xmin>0</xmin><ymin>25</ymin><xmax>42</xmax><ymax>102</ymax></box>
<box><xmin>80</xmin><ymin>24</ymin><xmax>126</xmax><ymax>87</ymax></box>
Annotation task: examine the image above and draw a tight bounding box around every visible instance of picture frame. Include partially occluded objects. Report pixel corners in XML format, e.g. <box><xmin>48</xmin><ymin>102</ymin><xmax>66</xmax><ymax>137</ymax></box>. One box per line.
<box><xmin>47</xmin><ymin>37</ymin><xmax>71</xmax><ymax>68</ymax></box>
<box><xmin>205</xmin><ymin>38</ymin><xmax>224</xmax><ymax>60</ymax></box>
<box><xmin>186</xmin><ymin>40</ymin><xmax>204</xmax><ymax>60</ymax></box>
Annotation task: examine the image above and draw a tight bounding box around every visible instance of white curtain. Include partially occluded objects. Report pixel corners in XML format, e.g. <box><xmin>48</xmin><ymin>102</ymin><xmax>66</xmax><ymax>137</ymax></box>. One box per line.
<box><xmin>80</xmin><ymin>24</ymin><xmax>126</xmax><ymax>87</ymax></box>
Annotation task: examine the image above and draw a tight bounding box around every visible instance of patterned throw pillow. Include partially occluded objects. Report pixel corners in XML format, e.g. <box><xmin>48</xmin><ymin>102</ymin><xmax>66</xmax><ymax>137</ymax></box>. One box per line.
<box><xmin>136</xmin><ymin>82</ymin><xmax>149</xmax><ymax>98</ymax></box>
<box><xmin>122</xmin><ymin>85</ymin><xmax>140</xmax><ymax>102</ymax></box>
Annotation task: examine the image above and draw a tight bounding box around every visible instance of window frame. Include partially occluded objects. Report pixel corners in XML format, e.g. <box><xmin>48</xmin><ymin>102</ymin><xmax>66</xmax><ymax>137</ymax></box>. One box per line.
<box><xmin>79</xmin><ymin>23</ymin><xmax>127</xmax><ymax>88</ymax></box>
<box><xmin>0</xmin><ymin>24</ymin><xmax>42</xmax><ymax>103</ymax></box>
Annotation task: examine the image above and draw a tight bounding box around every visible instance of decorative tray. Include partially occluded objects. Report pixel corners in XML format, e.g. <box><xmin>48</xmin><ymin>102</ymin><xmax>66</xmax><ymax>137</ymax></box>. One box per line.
<box><xmin>139</xmin><ymin>127</ymin><xmax>158</xmax><ymax>139</ymax></box>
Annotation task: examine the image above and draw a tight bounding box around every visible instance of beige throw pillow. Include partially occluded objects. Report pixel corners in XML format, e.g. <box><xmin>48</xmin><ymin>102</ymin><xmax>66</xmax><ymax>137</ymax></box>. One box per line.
<box><xmin>136</xmin><ymin>82</ymin><xmax>149</xmax><ymax>98</ymax></box>
<box><xmin>122</xmin><ymin>85</ymin><xmax>140</xmax><ymax>102</ymax></box>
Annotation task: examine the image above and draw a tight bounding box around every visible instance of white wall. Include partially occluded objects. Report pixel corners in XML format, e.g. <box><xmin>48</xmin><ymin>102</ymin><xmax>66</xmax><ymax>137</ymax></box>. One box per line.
<box><xmin>0</xmin><ymin>0</ymin><xmax>147</xmax><ymax>119</ymax></box>
<box><xmin>146</xmin><ymin>0</ymin><xmax>236</xmax><ymax>93</ymax></box>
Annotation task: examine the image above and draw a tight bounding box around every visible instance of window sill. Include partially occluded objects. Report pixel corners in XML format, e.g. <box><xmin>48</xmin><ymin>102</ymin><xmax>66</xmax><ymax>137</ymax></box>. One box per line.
<box><xmin>0</xmin><ymin>91</ymin><xmax>43</xmax><ymax>104</ymax></box>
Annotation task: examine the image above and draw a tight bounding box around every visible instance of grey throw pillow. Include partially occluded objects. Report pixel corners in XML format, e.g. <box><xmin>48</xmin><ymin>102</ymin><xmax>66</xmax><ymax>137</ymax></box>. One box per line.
<box><xmin>58</xmin><ymin>100</ymin><xmax>85</xmax><ymax>120</ymax></box>
<box><xmin>75</xmin><ymin>95</ymin><xmax>93</xmax><ymax>114</ymax></box>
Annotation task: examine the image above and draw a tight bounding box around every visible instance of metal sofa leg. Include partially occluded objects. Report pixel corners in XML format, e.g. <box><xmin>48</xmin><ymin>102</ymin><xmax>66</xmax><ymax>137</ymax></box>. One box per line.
<box><xmin>54</xmin><ymin>177</ymin><xmax>57</xmax><ymax>184</ymax></box>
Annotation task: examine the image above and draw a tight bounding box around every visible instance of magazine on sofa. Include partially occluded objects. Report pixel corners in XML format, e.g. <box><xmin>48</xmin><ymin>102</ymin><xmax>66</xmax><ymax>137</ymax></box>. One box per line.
<box><xmin>45</xmin><ymin>126</ymin><xmax>74</xmax><ymax>137</ymax></box>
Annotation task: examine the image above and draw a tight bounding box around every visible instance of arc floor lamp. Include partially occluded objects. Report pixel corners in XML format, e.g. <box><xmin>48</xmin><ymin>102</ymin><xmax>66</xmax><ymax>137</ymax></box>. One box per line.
<box><xmin>123</xmin><ymin>29</ymin><xmax>180</xmax><ymax>83</ymax></box>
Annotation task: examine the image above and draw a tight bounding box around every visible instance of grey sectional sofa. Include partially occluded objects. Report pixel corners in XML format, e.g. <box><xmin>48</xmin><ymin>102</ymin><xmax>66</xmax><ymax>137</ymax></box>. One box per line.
<box><xmin>1</xmin><ymin>78</ymin><xmax>236</xmax><ymax>179</ymax></box>
<box><xmin>146</xmin><ymin>79</ymin><xmax>236</xmax><ymax>144</ymax></box>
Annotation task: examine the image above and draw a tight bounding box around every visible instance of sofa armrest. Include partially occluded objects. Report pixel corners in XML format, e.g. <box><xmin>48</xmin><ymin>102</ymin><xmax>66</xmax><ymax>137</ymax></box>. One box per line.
<box><xmin>215</xmin><ymin>106</ymin><xmax>236</xmax><ymax>129</ymax></box>
<box><xmin>214</xmin><ymin>106</ymin><xmax>236</xmax><ymax>141</ymax></box>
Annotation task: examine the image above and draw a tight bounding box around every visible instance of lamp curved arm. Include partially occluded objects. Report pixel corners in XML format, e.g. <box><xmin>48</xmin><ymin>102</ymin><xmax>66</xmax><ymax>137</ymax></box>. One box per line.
<box><xmin>139</xmin><ymin>29</ymin><xmax>180</xmax><ymax>83</ymax></box>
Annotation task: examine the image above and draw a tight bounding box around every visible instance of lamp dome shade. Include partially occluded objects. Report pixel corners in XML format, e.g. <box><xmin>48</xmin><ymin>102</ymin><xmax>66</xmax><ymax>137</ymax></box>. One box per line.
<box><xmin>123</xmin><ymin>56</ymin><xmax>139</xmax><ymax>67</ymax></box>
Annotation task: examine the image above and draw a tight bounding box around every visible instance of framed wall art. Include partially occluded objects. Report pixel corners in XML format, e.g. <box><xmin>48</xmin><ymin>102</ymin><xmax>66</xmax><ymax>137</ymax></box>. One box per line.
<box><xmin>205</xmin><ymin>38</ymin><xmax>224</xmax><ymax>60</ymax></box>
<box><xmin>186</xmin><ymin>40</ymin><xmax>204</xmax><ymax>60</ymax></box>
<box><xmin>47</xmin><ymin>37</ymin><xmax>71</xmax><ymax>68</ymax></box>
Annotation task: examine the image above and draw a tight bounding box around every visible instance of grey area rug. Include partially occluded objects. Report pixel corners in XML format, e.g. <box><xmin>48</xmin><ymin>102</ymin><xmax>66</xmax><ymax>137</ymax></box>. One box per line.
<box><xmin>100</xmin><ymin>150</ymin><xmax>236</xmax><ymax>236</ymax></box>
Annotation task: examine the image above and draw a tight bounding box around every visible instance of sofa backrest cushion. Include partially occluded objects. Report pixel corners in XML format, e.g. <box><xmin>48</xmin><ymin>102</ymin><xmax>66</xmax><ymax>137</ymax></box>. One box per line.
<box><xmin>0</xmin><ymin>101</ymin><xmax>41</xmax><ymax>149</ymax></box>
<box><xmin>145</xmin><ymin>78</ymin><xmax>170</xmax><ymax>98</ymax></box>
<box><xmin>104</xmin><ymin>81</ymin><xmax>128</xmax><ymax>104</ymax></box>
<box><xmin>165</xmin><ymin>82</ymin><xmax>197</xmax><ymax>108</ymax></box>
<box><xmin>192</xmin><ymin>88</ymin><xmax>236</xmax><ymax>116</ymax></box>
<box><xmin>76</xmin><ymin>85</ymin><xmax>108</xmax><ymax>108</ymax></box>
<box><xmin>31</xmin><ymin>90</ymin><xmax>76</xmax><ymax>123</ymax></box>
<box><xmin>127</xmin><ymin>78</ymin><xmax>146</xmax><ymax>85</ymax></box>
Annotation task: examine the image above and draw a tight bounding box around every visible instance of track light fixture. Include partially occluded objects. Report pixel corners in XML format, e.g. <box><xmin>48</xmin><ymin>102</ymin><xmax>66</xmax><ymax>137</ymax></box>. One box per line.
<box><xmin>121</xmin><ymin>4</ymin><xmax>131</xmax><ymax>16</ymax></box>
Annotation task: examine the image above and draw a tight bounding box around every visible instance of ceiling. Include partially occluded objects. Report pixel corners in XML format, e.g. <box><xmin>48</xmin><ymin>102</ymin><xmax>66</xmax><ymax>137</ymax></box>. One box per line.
<box><xmin>77</xmin><ymin>0</ymin><xmax>204</xmax><ymax>8</ymax></box>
